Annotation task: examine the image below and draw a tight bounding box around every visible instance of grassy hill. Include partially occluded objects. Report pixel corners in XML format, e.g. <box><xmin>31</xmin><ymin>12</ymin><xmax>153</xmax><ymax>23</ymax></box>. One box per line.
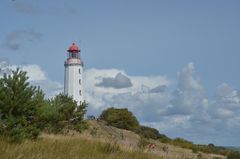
<box><xmin>0</xmin><ymin>120</ymin><xmax>227</xmax><ymax>159</ymax></box>
<box><xmin>84</xmin><ymin>120</ymin><xmax>227</xmax><ymax>159</ymax></box>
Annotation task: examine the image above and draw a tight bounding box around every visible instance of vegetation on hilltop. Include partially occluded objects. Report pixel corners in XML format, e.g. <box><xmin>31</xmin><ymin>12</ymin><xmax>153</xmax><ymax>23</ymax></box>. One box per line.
<box><xmin>99</xmin><ymin>107</ymin><xmax>239</xmax><ymax>159</ymax></box>
<box><xmin>100</xmin><ymin>107</ymin><xmax>139</xmax><ymax>131</ymax></box>
<box><xmin>100</xmin><ymin>107</ymin><xmax>169</xmax><ymax>140</ymax></box>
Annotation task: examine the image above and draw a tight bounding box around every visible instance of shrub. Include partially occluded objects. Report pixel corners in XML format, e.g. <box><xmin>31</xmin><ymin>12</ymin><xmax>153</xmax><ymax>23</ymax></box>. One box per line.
<box><xmin>74</xmin><ymin>121</ymin><xmax>88</xmax><ymax>133</ymax></box>
<box><xmin>173</xmin><ymin>138</ymin><xmax>195</xmax><ymax>149</ymax></box>
<box><xmin>100</xmin><ymin>107</ymin><xmax>139</xmax><ymax>131</ymax></box>
<box><xmin>136</xmin><ymin>126</ymin><xmax>160</xmax><ymax>139</ymax></box>
<box><xmin>158</xmin><ymin>135</ymin><xmax>172</xmax><ymax>143</ymax></box>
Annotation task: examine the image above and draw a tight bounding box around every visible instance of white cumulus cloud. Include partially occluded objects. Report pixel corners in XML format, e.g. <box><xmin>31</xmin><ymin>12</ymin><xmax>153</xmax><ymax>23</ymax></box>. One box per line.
<box><xmin>0</xmin><ymin>60</ymin><xmax>63</xmax><ymax>98</ymax></box>
<box><xmin>83</xmin><ymin>68</ymin><xmax>170</xmax><ymax>119</ymax></box>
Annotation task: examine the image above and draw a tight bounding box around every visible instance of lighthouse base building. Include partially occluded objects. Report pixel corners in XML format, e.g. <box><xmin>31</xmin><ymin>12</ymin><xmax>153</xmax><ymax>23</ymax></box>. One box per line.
<box><xmin>64</xmin><ymin>43</ymin><xmax>84</xmax><ymax>105</ymax></box>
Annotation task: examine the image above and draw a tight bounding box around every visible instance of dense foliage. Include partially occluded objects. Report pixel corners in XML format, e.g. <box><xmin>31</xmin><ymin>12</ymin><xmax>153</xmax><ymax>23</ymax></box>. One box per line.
<box><xmin>100</xmin><ymin>108</ymin><xmax>168</xmax><ymax>140</ymax></box>
<box><xmin>0</xmin><ymin>69</ymin><xmax>87</xmax><ymax>142</ymax></box>
<box><xmin>0</xmin><ymin>69</ymin><xmax>46</xmax><ymax>142</ymax></box>
<box><xmin>136</xmin><ymin>126</ymin><xmax>162</xmax><ymax>139</ymax></box>
<box><xmin>100</xmin><ymin>107</ymin><xmax>139</xmax><ymax>131</ymax></box>
<box><xmin>38</xmin><ymin>94</ymin><xmax>88</xmax><ymax>133</ymax></box>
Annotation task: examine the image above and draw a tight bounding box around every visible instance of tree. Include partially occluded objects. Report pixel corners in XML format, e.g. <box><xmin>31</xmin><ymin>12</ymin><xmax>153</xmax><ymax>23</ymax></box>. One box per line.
<box><xmin>37</xmin><ymin>94</ymin><xmax>88</xmax><ymax>133</ymax></box>
<box><xmin>68</xmin><ymin>100</ymin><xmax>88</xmax><ymax>132</ymax></box>
<box><xmin>0</xmin><ymin>68</ymin><xmax>46</xmax><ymax>142</ymax></box>
<box><xmin>0</xmin><ymin>68</ymin><xmax>88</xmax><ymax>142</ymax></box>
<box><xmin>100</xmin><ymin>107</ymin><xmax>139</xmax><ymax>131</ymax></box>
<box><xmin>51</xmin><ymin>93</ymin><xmax>76</xmax><ymax>121</ymax></box>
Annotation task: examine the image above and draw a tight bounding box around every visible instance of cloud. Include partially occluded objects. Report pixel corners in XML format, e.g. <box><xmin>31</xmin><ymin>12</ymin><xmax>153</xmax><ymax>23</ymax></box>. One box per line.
<box><xmin>31</xmin><ymin>80</ymin><xmax>63</xmax><ymax>98</ymax></box>
<box><xmin>10</xmin><ymin>1</ymin><xmax>78</xmax><ymax>16</ymax></box>
<box><xmin>166</xmin><ymin>63</ymin><xmax>206</xmax><ymax>115</ymax></box>
<box><xmin>0</xmin><ymin>59</ymin><xmax>12</xmax><ymax>75</ymax></box>
<box><xmin>95</xmin><ymin>72</ymin><xmax>133</xmax><ymax>89</ymax></box>
<box><xmin>3</xmin><ymin>30</ymin><xmax>42</xmax><ymax>51</ymax></box>
<box><xmin>84</xmin><ymin>68</ymin><xmax>171</xmax><ymax>124</ymax></box>
<box><xmin>214</xmin><ymin>108</ymin><xmax>234</xmax><ymax>119</ymax></box>
<box><xmin>215</xmin><ymin>83</ymin><xmax>240</xmax><ymax>106</ymax></box>
<box><xmin>209</xmin><ymin>83</ymin><xmax>240</xmax><ymax>120</ymax></box>
<box><xmin>149</xmin><ymin>85</ymin><xmax>167</xmax><ymax>93</ymax></box>
<box><xmin>83</xmin><ymin>64</ymin><xmax>206</xmax><ymax>120</ymax></box>
<box><xmin>6</xmin><ymin>64</ymin><xmax>46</xmax><ymax>81</ymax></box>
<box><xmin>0</xmin><ymin>60</ymin><xmax>63</xmax><ymax>98</ymax></box>
<box><xmin>12</xmin><ymin>1</ymin><xmax>38</xmax><ymax>14</ymax></box>
<box><xmin>177</xmin><ymin>63</ymin><xmax>204</xmax><ymax>91</ymax></box>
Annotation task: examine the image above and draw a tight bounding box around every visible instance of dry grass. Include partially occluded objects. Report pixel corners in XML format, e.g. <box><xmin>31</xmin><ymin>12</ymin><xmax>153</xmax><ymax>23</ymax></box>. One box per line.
<box><xmin>0</xmin><ymin>135</ymin><xmax>160</xmax><ymax>159</ymax></box>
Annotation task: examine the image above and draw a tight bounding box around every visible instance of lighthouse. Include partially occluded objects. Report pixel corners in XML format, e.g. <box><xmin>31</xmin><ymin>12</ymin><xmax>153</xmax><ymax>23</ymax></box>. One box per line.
<box><xmin>64</xmin><ymin>43</ymin><xmax>84</xmax><ymax>105</ymax></box>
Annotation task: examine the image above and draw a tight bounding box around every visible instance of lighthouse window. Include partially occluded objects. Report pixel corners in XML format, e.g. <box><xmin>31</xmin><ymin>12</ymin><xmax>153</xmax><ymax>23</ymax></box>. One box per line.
<box><xmin>79</xmin><ymin>90</ymin><xmax>82</xmax><ymax>96</ymax></box>
<box><xmin>79</xmin><ymin>79</ymin><xmax>81</xmax><ymax>85</ymax></box>
<box><xmin>73</xmin><ymin>53</ymin><xmax>78</xmax><ymax>58</ymax></box>
<box><xmin>79</xmin><ymin>69</ymin><xmax>81</xmax><ymax>74</ymax></box>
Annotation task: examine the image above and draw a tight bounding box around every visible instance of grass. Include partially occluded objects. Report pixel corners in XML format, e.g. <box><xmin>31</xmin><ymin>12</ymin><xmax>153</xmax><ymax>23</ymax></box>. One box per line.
<box><xmin>0</xmin><ymin>135</ymin><xmax>161</xmax><ymax>159</ymax></box>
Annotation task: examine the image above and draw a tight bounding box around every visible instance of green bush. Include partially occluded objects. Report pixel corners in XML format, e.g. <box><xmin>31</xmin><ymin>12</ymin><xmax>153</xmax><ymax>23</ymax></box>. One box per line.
<box><xmin>9</xmin><ymin>125</ymin><xmax>27</xmax><ymax>143</ymax></box>
<box><xmin>74</xmin><ymin>121</ymin><xmax>88</xmax><ymax>133</ymax></box>
<box><xmin>172</xmin><ymin>138</ymin><xmax>195</xmax><ymax>149</ymax></box>
<box><xmin>100</xmin><ymin>107</ymin><xmax>139</xmax><ymax>131</ymax></box>
<box><xmin>158</xmin><ymin>135</ymin><xmax>172</xmax><ymax>143</ymax></box>
<box><xmin>136</xmin><ymin>126</ymin><xmax>160</xmax><ymax>139</ymax></box>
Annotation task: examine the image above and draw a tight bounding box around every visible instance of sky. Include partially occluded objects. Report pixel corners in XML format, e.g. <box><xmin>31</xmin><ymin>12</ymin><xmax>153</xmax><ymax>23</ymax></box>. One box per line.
<box><xmin>0</xmin><ymin>0</ymin><xmax>240</xmax><ymax>146</ymax></box>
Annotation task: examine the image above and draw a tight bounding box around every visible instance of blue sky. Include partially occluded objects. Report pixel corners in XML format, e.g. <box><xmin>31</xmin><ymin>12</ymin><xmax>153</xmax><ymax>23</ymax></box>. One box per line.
<box><xmin>1</xmin><ymin>0</ymin><xmax>240</xmax><ymax>146</ymax></box>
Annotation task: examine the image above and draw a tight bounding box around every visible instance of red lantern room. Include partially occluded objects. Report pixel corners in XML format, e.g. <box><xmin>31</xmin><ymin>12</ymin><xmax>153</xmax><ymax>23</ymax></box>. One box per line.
<box><xmin>67</xmin><ymin>43</ymin><xmax>80</xmax><ymax>59</ymax></box>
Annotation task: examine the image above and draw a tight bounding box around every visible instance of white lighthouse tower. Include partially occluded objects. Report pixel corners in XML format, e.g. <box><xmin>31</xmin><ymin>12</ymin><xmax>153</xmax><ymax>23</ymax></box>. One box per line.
<box><xmin>64</xmin><ymin>43</ymin><xmax>84</xmax><ymax>104</ymax></box>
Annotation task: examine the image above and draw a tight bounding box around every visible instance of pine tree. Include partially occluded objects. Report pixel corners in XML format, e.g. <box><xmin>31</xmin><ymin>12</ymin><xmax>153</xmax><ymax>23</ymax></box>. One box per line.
<box><xmin>0</xmin><ymin>68</ymin><xmax>45</xmax><ymax>142</ymax></box>
<box><xmin>37</xmin><ymin>94</ymin><xmax>88</xmax><ymax>133</ymax></box>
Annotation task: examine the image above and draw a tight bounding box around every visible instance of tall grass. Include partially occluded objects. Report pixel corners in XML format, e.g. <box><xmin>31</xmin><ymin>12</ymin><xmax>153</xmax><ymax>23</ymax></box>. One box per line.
<box><xmin>0</xmin><ymin>136</ymin><xmax>160</xmax><ymax>159</ymax></box>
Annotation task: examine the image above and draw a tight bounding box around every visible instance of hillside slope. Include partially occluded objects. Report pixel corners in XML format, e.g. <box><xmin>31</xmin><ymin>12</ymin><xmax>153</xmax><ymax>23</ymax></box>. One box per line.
<box><xmin>0</xmin><ymin>120</ymin><xmax>227</xmax><ymax>159</ymax></box>
<box><xmin>69</xmin><ymin>120</ymin><xmax>227</xmax><ymax>159</ymax></box>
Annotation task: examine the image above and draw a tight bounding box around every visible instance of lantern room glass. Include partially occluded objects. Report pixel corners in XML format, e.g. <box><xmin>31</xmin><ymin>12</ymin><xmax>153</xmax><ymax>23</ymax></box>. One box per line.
<box><xmin>68</xmin><ymin>52</ymin><xmax>79</xmax><ymax>59</ymax></box>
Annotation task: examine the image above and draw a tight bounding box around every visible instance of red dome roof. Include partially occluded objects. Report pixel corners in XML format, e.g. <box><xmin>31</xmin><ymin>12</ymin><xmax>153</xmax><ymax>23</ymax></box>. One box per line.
<box><xmin>68</xmin><ymin>43</ymin><xmax>80</xmax><ymax>52</ymax></box>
